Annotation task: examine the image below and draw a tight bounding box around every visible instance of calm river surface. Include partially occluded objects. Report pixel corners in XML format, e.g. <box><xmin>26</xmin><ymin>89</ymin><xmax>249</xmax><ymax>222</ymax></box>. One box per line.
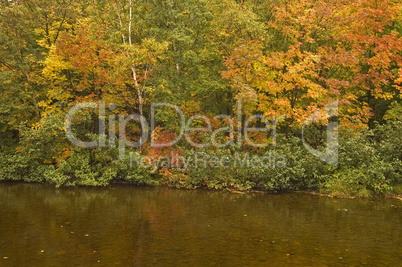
<box><xmin>0</xmin><ymin>182</ymin><xmax>401</xmax><ymax>266</ymax></box>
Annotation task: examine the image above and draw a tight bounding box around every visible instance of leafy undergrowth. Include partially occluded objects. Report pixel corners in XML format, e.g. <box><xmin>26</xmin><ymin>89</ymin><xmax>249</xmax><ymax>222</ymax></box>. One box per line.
<box><xmin>0</xmin><ymin>120</ymin><xmax>400</xmax><ymax>197</ymax></box>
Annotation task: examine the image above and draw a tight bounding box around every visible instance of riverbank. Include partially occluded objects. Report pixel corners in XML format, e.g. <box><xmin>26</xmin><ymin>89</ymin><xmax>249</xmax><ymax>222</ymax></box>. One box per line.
<box><xmin>1</xmin><ymin>121</ymin><xmax>400</xmax><ymax>198</ymax></box>
<box><xmin>1</xmin><ymin>179</ymin><xmax>401</xmax><ymax>200</ymax></box>
<box><xmin>227</xmin><ymin>187</ymin><xmax>402</xmax><ymax>200</ymax></box>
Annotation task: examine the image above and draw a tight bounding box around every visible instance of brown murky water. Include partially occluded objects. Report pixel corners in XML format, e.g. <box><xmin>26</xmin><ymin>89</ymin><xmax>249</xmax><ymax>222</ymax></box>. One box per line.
<box><xmin>0</xmin><ymin>182</ymin><xmax>401</xmax><ymax>266</ymax></box>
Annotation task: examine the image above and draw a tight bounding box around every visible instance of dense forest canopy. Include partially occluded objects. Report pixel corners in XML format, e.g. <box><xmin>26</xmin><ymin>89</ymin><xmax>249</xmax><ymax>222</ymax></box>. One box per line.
<box><xmin>0</xmin><ymin>0</ymin><xmax>401</xmax><ymax>196</ymax></box>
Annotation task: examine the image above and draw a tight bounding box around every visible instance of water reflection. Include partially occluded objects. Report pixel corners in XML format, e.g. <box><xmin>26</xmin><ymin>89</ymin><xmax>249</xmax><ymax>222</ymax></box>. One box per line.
<box><xmin>0</xmin><ymin>182</ymin><xmax>401</xmax><ymax>266</ymax></box>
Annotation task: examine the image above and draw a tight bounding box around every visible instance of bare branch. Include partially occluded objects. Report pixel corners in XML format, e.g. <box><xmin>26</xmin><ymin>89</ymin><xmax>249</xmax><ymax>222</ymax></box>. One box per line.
<box><xmin>114</xmin><ymin>2</ymin><xmax>126</xmax><ymax>46</ymax></box>
<box><xmin>129</xmin><ymin>0</ymin><xmax>132</xmax><ymax>46</ymax></box>
<box><xmin>0</xmin><ymin>58</ymin><xmax>17</xmax><ymax>71</ymax></box>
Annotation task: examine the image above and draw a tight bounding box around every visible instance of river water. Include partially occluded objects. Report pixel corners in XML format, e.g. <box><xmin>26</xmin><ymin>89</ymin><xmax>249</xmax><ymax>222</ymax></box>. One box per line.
<box><xmin>0</xmin><ymin>182</ymin><xmax>401</xmax><ymax>266</ymax></box>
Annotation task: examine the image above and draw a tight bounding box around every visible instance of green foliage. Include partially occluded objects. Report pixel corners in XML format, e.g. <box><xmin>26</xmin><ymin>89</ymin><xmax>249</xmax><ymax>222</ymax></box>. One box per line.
<box><xmin>319</xmin><ymin>120</ymin><xmax>402</xmax><ymax>196</ymax></box>
<box><xmin>38</xmin><ymin>131</ymin><xmax>158</xmax><ymax>187</ymax></box>
<box><xmin>43</xmin><ymin>147</ymin><xmax>155</xmax><ymax>187</ymax></box>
